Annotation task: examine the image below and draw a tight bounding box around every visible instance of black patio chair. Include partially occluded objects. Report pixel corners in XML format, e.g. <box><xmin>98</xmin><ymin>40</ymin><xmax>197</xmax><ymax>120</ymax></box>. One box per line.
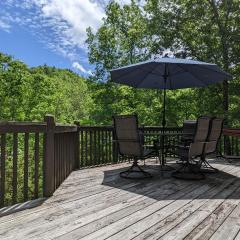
<box><xmin>113</xmin><ymin>115</ymin><xmax>156</xmax><ymax>179</ymax></box>
<box><xmin>174</xmin><ymin>120</ymin><xmax>196</xmax><ymax>163</ymax></box>
<box><xmin>172</xmin><ymin>116</ymin><xmax>212</xmax><ymax>180</ymax></box>
<box><xmin>200</xmin><ymin>118</ymin><xmax>224</xmax><ymax>173</ymax></box>
<box><xmin>180</xmin><ymin>120</ymin><xmax>197</xmax><ymax>145</ymax></box>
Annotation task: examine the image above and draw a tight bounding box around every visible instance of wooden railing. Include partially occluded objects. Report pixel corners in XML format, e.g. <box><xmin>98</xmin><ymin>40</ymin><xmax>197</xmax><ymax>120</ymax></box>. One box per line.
<box><xmin>78</xmin><ymin>126</ymin><xmax>183</xmax><ymax>168</ymax></box>
<box><xmin>222</xmin><ymin>128</ymin><xmax>240</xmax><ymax>157</ymax></box>
<box><xmin>77</xmin><ymin>126</ymin><xmax>240</xmax><ymax>167</ymax></box>
<box><xmin>0</xmin><ymin>115</ymin><xmax>78</xmax><ymax>207</ymax></box>
<box><xmin>1</xmin><ymin>116</ymin><xmax>240</xmax><ymax>208</ymax></box>
<box><xmin>44</xmin><ymin>116</ymin><xmax>78</xmax><ymax>196</ymax></box>
<box><xmin>78</xmin><ymin>126</ymin><xmax>117</xmax><ymax>168</ymax></box>
<box><xmin>0</xmin><ymin>122</ymin><xmax>45</xmax><ymax>207</ymax></box>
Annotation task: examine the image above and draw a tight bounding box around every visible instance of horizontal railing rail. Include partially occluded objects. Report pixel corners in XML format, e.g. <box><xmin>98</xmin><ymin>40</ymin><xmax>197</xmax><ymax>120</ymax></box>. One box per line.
<box><xmin>0</xmin><ymin>122</ymin><xmax>47</xmax><ymax>133</ymax></box>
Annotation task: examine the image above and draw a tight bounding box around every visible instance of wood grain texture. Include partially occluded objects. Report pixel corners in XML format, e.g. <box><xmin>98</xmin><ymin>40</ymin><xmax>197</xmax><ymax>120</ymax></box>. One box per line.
<box><xmin>34</xmin><ymin>133</ymin><xmax>39</xmax><ymax>199</ymax></box>
<box><xmin>0</xmin><ymin>158</ymin><xmax>240</xmax><ymax>240</ymax></box>
<box><xmin>0</xmin><ymin>134</ymin><xmax>6</xmax><ymax>207</ymax></box>
<box><xmin>24</xmin><ymin>133</ymin><xmax>29</xmax><ymax>201</ymax></box>
<box><xmin>12</xmin><ymin>133</ymin><xmax>18</xmax><ymax>204</ymax></box>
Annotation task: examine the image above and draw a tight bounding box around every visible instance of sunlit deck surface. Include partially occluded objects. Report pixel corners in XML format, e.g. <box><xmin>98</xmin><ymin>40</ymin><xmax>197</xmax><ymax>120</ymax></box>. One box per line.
<box><xmin>1</xmin><ymin>158</ymin><xmax>240</xmax><ymax>240</ymax></box>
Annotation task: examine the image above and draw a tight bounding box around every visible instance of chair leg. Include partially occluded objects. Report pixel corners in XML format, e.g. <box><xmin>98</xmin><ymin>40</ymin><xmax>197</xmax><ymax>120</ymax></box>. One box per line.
<box><xmin>216</xmin><ymin>150</ymin><xmax>232</xmax><ymax>163</ymax></box>
<box><xmin>172</xmin><ymin>160</ymin><xmax>205</xmax><ymax>180</ymax></box>
<box><xmin>120</xmin><ymin>159</ymin><xmax>152</xmax><ymax>179</ymax></box>
<box><xmin>200</xmin><ymin>158</ymin><xmax>219</xmax><ymax>173</ymax></box>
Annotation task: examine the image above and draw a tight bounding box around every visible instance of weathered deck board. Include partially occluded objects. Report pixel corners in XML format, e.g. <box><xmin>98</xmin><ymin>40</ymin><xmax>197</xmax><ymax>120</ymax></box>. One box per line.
<box><xmin>84</xmin><ymin>165</ymin><xmax>238</xmax><ymax>240</ymax></box>
<box><xmin>0</xmin><ymin>158</ymin><xmax>240</xmax><ymax>240</ymax></box>
<box><xmin>209</xmin><ymin>202</ymin><xmax>240</xmax><ymax>240</ymax></box>
<box><xmin>129</xmin><ymin>167</ymin><xmax>240</xmax><ymax>240</ymax></box>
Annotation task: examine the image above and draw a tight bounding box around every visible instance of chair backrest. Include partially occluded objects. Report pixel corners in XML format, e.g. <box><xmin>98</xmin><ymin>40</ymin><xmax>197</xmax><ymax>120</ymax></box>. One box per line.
<box><xmin>193</xmin><ymin>116</ymin><xmax>212</xmax><ymax>142</ymax></box>
<box><xmin>182</xmin><ymin>120</ymin><xmax>196</xmax><ymax>141</ymax></box>
<box><xmin>204</xmin><ymin>118</ymin><xmax>224</xmax><ymax>154</ymax></box>
<box><xmin>113</xmin><ymin>115</ymin><xmax>142</xmax><ymax>157</ymax></box>
<box><xmin>188</xmin><ymin>116</ymin><xmax>212</xmax><ymax>158</ymax></box>
<box><xmin>182</xmin><ymin>120</ymin><xmax>197</xmax><ymax>136</ymax></box>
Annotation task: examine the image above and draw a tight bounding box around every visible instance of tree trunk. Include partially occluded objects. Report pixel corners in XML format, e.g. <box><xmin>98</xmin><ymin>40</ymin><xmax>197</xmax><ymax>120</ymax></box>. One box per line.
<box><xmin>208</xmin><ymin>0</ymin><xmax>230</xmax><ymax>122</ymax></box>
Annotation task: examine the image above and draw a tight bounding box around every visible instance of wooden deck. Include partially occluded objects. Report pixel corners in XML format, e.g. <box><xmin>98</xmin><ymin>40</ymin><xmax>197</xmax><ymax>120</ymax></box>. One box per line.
<box><xmin>1</xmin><ymin>158</ymin><xmax>240</xmax><ymax>240</ymax></box>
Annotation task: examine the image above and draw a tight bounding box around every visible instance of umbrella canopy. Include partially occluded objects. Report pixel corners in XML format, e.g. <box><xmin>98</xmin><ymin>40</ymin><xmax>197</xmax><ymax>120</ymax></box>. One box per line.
<box><xmin>110</xmin><ymin>57</ymin><xmax>232</xmax><ymax>90</ymax></box>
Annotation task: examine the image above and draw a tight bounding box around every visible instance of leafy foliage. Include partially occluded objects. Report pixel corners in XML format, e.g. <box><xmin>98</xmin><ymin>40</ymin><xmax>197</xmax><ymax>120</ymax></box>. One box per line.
<box><xmin>0</xmin><ymin>53</ymin><xmax>92</xmax><ymax>123</ymax></box>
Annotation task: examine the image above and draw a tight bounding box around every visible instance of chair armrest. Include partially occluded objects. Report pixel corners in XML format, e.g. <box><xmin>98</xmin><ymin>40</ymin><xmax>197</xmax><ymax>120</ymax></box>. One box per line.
<box><xmin>188</xmin><ymin>141</ymin><xmax>211</xmax><ymax>158</ymax></box>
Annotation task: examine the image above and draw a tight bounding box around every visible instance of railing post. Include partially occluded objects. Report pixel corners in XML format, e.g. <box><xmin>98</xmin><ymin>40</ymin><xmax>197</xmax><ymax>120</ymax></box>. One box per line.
<box><xmin>74</xmin><ymin>121</ymin><xmax>80</xmax><ymax>169</ymax></box>
<box><xmin>112</xmin><ymin>126</ymin><xmax>118</xmax><ymax>163</ymax></box>
<box><xmin>43</xmin><ymin>115</ymin><xmax>55</xmax><ymax>197</ymax></box>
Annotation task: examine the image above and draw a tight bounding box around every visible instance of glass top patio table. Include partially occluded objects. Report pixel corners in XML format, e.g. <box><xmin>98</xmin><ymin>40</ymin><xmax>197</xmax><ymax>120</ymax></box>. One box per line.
<box><xmin>143</xmin><ymin>132</ymin><xmax>194</xmax><ymax>170</ymax></box>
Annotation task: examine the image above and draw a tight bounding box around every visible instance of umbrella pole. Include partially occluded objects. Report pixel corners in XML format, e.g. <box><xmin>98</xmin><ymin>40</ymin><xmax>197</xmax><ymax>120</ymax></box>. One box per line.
<box><xmin>161</xmin><ymin>78</ymin><xmax>166</xmax><ymax>167</ymax></box>
<box><xmin>160</xmin><ymin>64</ymin><xmax>174</xmax><ymax>171</ymax></box>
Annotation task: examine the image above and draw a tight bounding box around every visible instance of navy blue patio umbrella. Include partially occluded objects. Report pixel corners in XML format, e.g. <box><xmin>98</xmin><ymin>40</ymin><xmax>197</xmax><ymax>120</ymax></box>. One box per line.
<box><xmin>110</xmin><ymin>57</ymin><xmax>232</xmax><ymax>168</ymax></box>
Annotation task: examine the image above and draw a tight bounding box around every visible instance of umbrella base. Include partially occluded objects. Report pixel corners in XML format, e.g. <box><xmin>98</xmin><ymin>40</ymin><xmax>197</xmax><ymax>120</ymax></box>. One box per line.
<box><xmin>172</xmin><ymin>163</ymin><xmax>205</xmax><ymax>180</ymax></box>
<box><xmin>160</xmin><ymin>164</ymin><xmax>175</xmax><ymax>172</ymax></box>
<box><xmin>172</xmin><ymin>171</ymin><xmax>205</xmax><ymax>180</ymax></box>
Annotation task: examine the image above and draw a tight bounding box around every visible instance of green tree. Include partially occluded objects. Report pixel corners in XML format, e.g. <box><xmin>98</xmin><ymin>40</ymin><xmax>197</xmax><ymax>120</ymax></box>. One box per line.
<box><xmin>86</xmin><ymin>1</ymin><xmax>164</xmax><ymax>125</ymax></box>
<box><xmin>0</xmin><ymin>53</ymin><xmax>31</xmax><ymax>120</ymax></box>
<box><xmin>145</xmin><ymin>0</ymin><xmax>240</xmax><ymax>124</ymax></box>
<box><xmin>0</xmin><ymin>53</ymin><xmax>93</xmax><ymax>124</ymax></box>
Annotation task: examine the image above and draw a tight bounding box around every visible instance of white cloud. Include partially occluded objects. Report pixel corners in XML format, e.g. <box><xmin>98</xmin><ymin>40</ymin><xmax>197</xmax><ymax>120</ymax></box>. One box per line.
<box><xmin>41</xmin><ymin>0</ymin><xmax>105</xmax><ymax>48</ymax></box>
<box><xmin>72</xmin><ymin>61</ymin><xmax>92</xmax><ymax>75</ymax></box>
<box><xmin>0</xmin><ymin>19</ymin><xmax>11</xmax><ymax>32</ymax></box>
<box><xmin>0</xmin><ymin>12</ymin><xmax>15</xmax><ymax>32</ymax></box>
<box><xmin>0</xmin><ymin>0</ymin><xmax>144</xmax><ymax>75</ymax></box>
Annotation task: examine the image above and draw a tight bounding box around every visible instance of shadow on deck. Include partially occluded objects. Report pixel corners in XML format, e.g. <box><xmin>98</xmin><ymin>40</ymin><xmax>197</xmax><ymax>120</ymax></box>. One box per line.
<box><xmin>102</xmin><ymin>158</ymin><xmax>240</xmax><ymax>200</ymax></box>
<box><xmin>1</xmin><ymin>158</ymin><xmax>240</xmax><ymax>240</ymax></box>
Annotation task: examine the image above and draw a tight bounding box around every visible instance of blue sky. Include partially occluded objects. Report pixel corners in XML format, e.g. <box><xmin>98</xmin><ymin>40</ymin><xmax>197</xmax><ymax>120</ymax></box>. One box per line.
<box><xmin>0</xmin><ymin>0</ymin><xmax>131</xmax><ymax>76</ymax></box>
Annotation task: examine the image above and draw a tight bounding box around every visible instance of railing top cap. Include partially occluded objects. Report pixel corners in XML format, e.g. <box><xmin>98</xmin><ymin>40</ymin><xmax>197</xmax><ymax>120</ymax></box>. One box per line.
<box><xmin>0</xmin><ymin>121</ymin><xmax>46</xmax><ymax>126</ymax></box>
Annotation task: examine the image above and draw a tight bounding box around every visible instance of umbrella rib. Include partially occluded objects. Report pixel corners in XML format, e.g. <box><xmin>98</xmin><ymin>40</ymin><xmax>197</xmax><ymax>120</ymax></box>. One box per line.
<box><xmin>114</xmin><ymin>63</ymin><xmax>161</xmax><ymax>87</ymax></box>
<box><xmin>116</xmin><ymin>65</ymin><xmax>164</xmax><ymax>80</ymax></box>
<box><xmin>137</xmin><ymin>63</ymin><xmax>162</xmax><ymax>87</ymax></box>
<box><xmin>111</xmin><ymin>60</ymin><xmax>231</xmax><ymax>89</ymax></box>
<box><xmin>112</xmin><ymin>63</ymin><xmax>165</xmax><ymax>88</ymax></box>
<box><xmin>176</xmin><ymin>64</ymin><xmax>208</xmax><ymax>87</ymax></box>
<box><xmin>111</xmin><ymin>65</ymin><xmax>142</xmax><ymax>82</ymax></box>
<box><xmin>111</xmin><ymin>63</ymin><xmax>157</xmax><ymax>85</ymax></box>
<box><xmin>195</xmin><ymin>64</ymin><xmax>232</xmax><ymax>78</ymax></box>
<box><xmin>169</xmin><ymin>73</ymin><xmax>173</xmax><ymax>89</ymax></box>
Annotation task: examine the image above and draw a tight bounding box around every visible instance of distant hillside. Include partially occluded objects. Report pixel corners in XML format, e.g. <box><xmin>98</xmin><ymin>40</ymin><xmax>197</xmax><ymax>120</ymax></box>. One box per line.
<box><xmin>0</xmin><ymin>52</ymin><xmax>93</xmax><ymax>124</ymax></box>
